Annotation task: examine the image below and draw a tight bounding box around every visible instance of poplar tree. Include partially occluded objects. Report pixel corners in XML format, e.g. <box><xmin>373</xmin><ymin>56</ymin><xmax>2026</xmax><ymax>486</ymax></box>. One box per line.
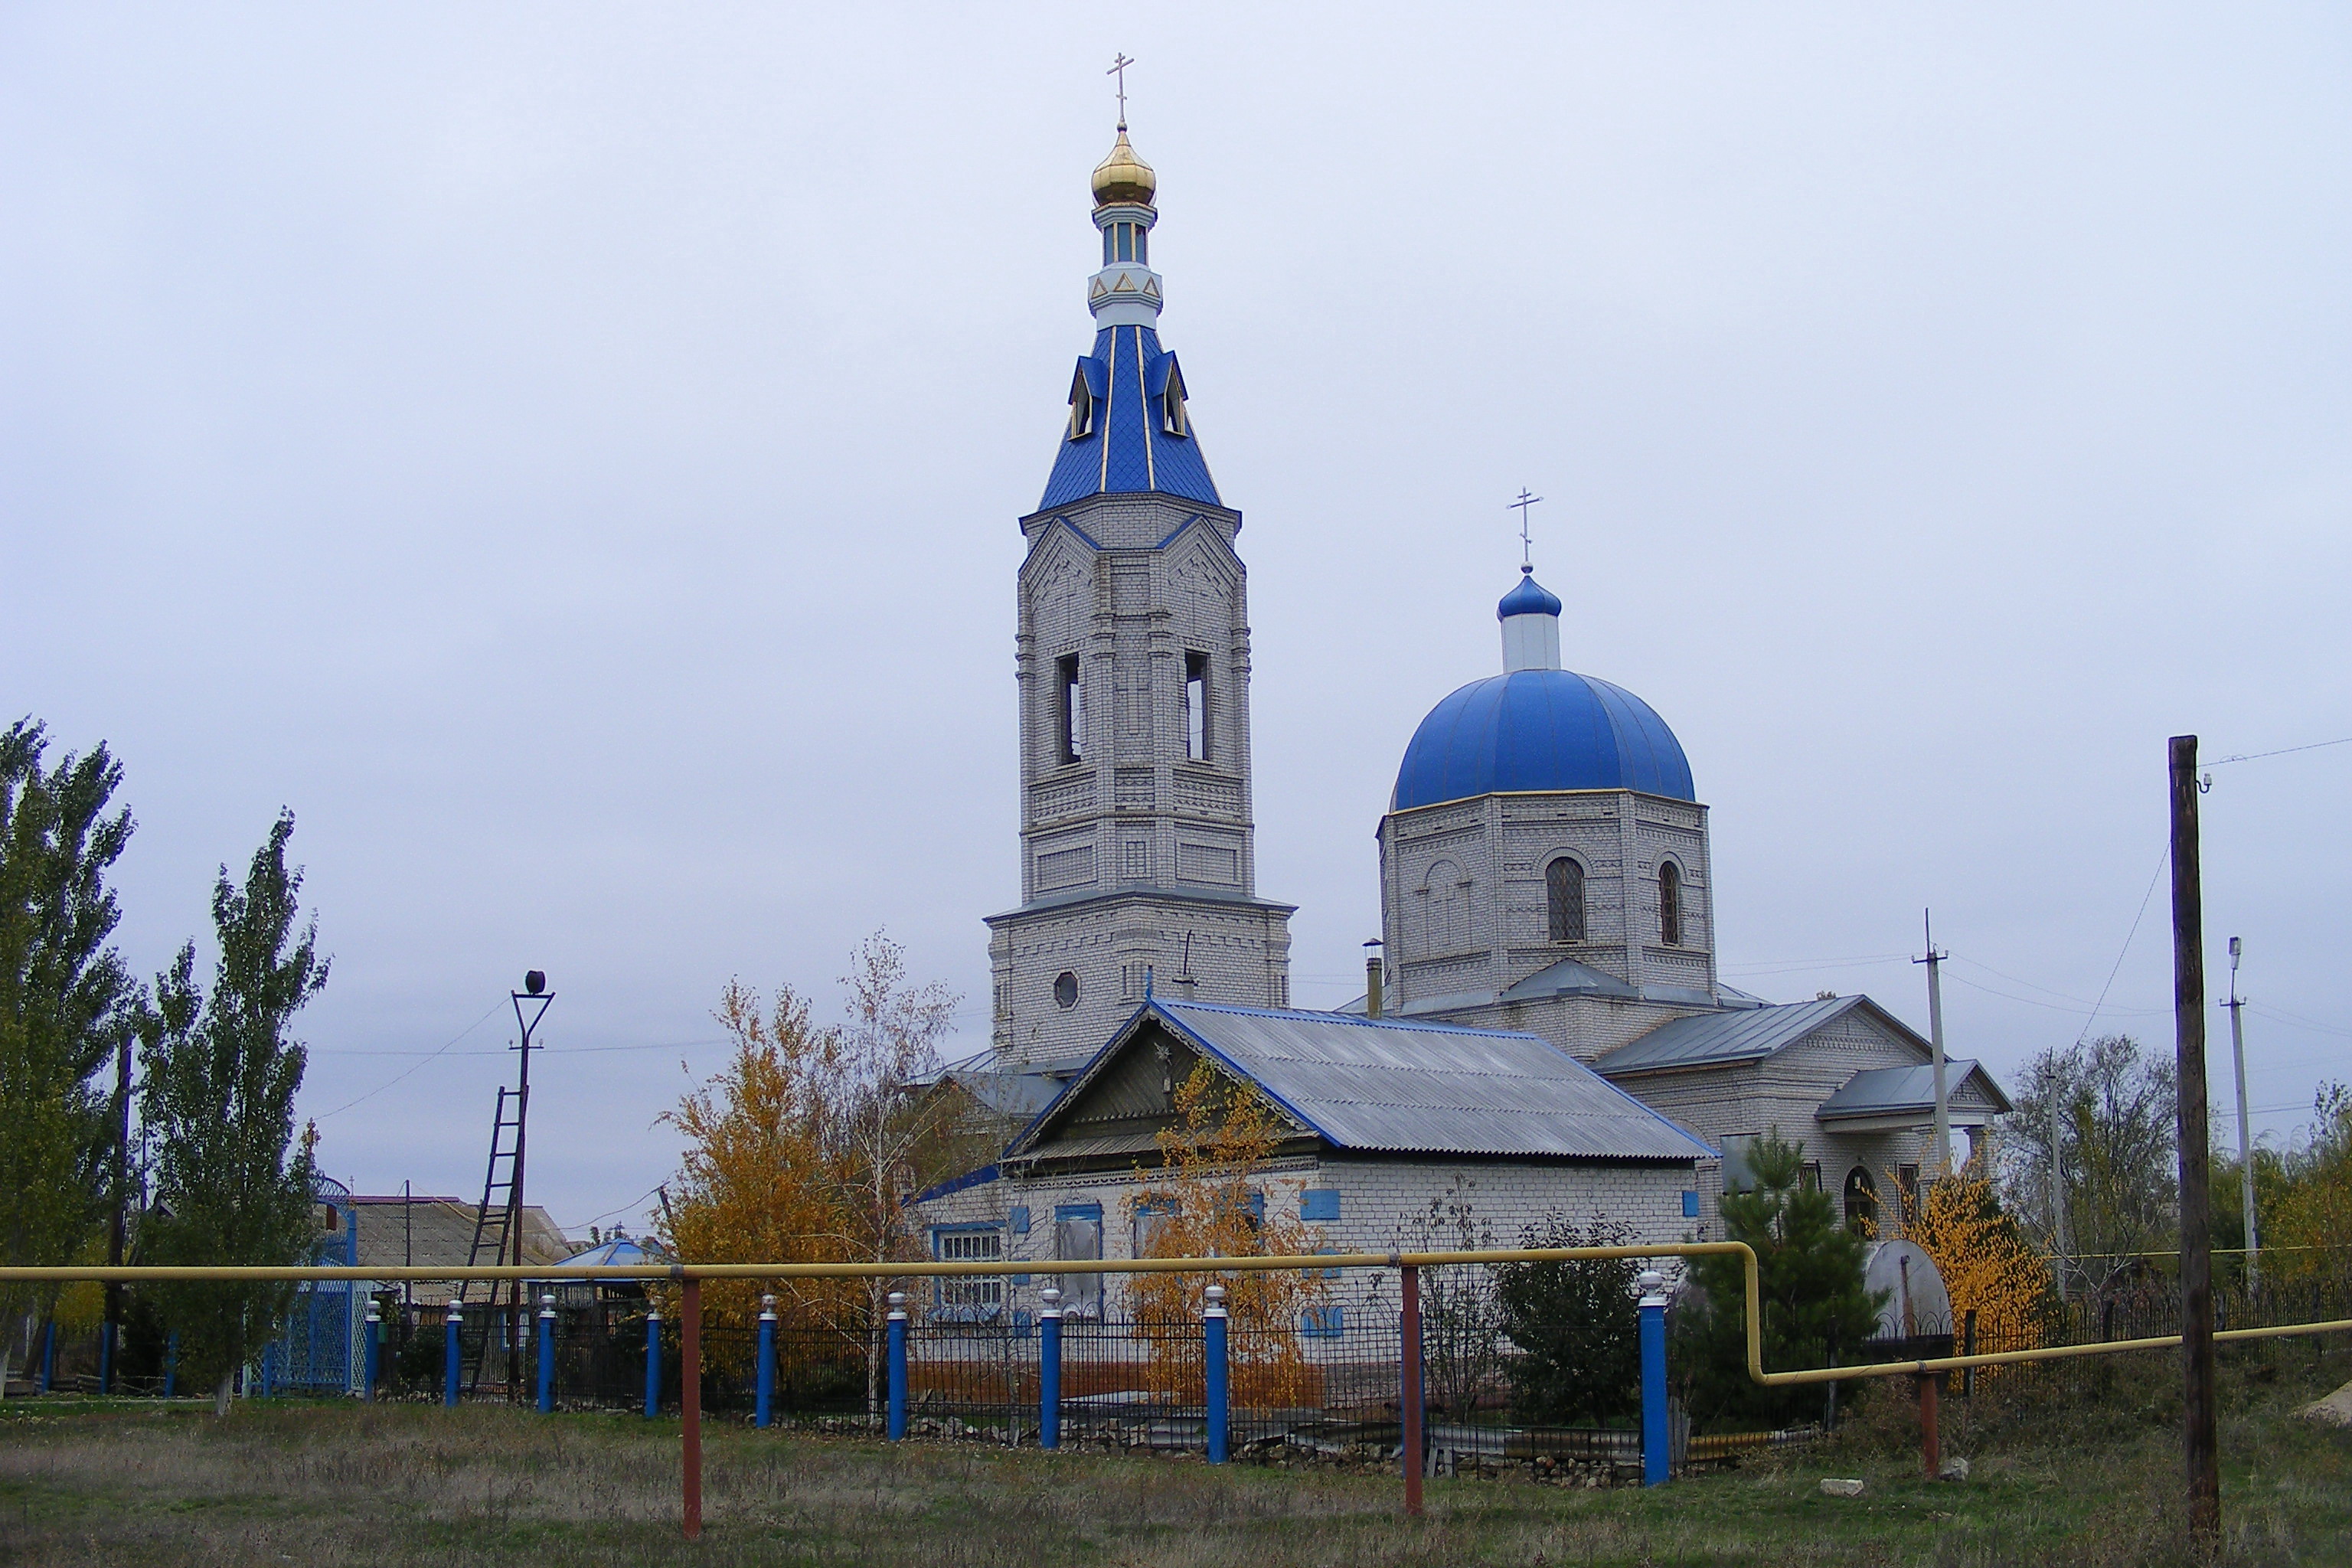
<box><xmin>139</xmin><ymin>812</ymin><xmax>328</xmax><ymax>1415</ymax></box>
<box><xmin>0</xmin><ymin>720</ymin><xmax>137</xmax><ymax>1398</ymax></box>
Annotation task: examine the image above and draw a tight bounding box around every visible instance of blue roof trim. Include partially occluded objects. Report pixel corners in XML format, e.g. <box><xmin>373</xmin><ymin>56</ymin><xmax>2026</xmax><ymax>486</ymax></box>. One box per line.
<box><xmin>1392</xmin><ymin>668</ymin><xmax>1696</xmax><ymax>809</ymax></box>
<box><xmin>1040</xmin><ymin>325</ymin><xmax>1223</xmax><ymax>510</ymax></box>
<box><xmin>1144</xmin><ymin>1002</ymin><xmax>1340</xmax><ymax>1145</ymax></box>
<box><xmin>914</xmin><ymin>1163</ymin><xmax>1001</xmax><ymax>1204</ymax></box>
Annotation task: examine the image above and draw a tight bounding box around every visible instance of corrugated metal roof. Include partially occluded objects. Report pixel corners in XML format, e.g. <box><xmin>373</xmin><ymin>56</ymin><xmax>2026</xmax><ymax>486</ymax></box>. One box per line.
<box><xmin>1498</xmin><ymin>956</ymin><xmax>1638</xmax><ymax>1003</ymax></box>
<box><xmin>1115</xmin><ymin>1001</ymin><xmax>1714</xmax><ymax>1161</ymax></box>
<box><xmin>1817</xmin><ymin>1059</ymin><xmax>2012</xmax><ymax>1119</ymax></box>
<box><xmin>1590</xmin><ymin>995</ymin><xmax>1868</xmax><ymax>1075</ymax></box>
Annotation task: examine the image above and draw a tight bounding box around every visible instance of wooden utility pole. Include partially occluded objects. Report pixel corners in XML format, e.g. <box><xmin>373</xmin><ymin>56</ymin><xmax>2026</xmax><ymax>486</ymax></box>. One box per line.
<box><xmin>2169</xmin><ymin>733</ymin><xmax>2220</xmax><ymax>1545</ymax></box>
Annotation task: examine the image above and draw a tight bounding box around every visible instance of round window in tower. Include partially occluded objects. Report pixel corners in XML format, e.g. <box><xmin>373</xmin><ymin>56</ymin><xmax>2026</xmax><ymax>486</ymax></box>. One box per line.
<box><xmin>1054</xmin><ymin>972</ymin><xmax>1080</xmax><ymax>1009</ymax></box>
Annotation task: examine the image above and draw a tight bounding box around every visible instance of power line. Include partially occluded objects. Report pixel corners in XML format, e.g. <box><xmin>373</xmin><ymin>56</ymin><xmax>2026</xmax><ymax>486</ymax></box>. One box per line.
<box><xmin>2076</xmin><ymin>845</ymin><xmax>2170</xmax><ymax>1047</ymax></box>
<box><xmin>2204</xmin><ymin>736</ymin><xmax>2352</xmax><ymax>768</ymax></box>
<box><xmin>312</xmin><ymin>1037</ymin><xmax>728</xmax><ymax>1059</ymax></box>
<box><xmin>310</xmin><ymin>1001</ymin><xmax>503</xmax><ymax>1120</ymax></box>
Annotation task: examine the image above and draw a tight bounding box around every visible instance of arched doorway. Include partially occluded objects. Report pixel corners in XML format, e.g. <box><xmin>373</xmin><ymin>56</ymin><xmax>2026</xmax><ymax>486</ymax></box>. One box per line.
<box><xmin>1843</xmin><ymin>1167</ymin><xmax>1879</xmax><ymax>1235</ymax></box>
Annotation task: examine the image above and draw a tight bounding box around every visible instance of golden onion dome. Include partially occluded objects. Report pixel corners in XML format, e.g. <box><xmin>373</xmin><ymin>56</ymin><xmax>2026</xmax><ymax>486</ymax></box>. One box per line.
<box><xmin>1091</xmin><ymin>128</ymin><xmax>1156</xmax><ymax>208</ymax></box>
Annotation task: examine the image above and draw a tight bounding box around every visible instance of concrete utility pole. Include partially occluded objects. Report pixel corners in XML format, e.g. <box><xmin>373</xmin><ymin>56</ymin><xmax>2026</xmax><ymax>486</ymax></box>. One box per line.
<box><xmin>2047</xmin><ymin>1065</ymin><xmax>2066</xmax><ymax>1305</ymax></box>
<box><xmin>2227</xmin><ymin>936</ymin><xmax>2259</xmax><ymax>1294</ymax></box>
<box><xmin>1915</xmin><ymin>910</ymin><xmax>1951</xmax><ymax>1179</ymax></box>
<box><xmin>103</xmin><ymin>1031</ymin><xmax>131</xmax><ymax>1393</ymax></box>
<box><xmin>2168</xmin><ymin>734</ymin><xmax>2220</xmax><ymax>1545</ymax></box>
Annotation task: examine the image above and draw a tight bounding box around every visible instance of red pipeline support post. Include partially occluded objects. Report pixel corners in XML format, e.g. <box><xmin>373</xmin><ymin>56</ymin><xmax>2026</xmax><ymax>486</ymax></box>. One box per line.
<box><xmin>1400</xmin><ymin>1263</ymin><xmax>1425</xmax><ymax>1518</ymax></box>
<box><xmin>1917</xmin><ymin>1372</ymin><xmax>1941</xmax><ymax>1478</ymax></box>
<box><xmin>681</xmin><ymin>1278</ymin><xmax>703</xmax><ymax>1541</ymax></box>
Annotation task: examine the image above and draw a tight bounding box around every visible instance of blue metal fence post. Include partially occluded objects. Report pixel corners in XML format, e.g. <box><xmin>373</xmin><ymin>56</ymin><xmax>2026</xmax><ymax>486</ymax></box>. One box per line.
<box><xmin>164</xmin><ymin>1331</ymin><xmax>177</xmax><ymax>1398</ymax></box>
<box><xmin>363</xmin><ymin>1303</ymin><xmax>381</xmax><ymax>1402</ymax></box>
<box><xmin>644</xmin><ymin>1305</ymin><xmax>663</xmax><ymax>1417</ymax></box>
<box><xmin>443</xmin><ymin>1304</ymin><xmax>462</xmax><ymax>1408</ymax></box>
<box><xmin>1204</xmin><ymin>1283</ymin><xmax>1230</xmax><ymax>1464</ymax></box>
<box><xmin>1638</xmin><ymin>1269</ymin><xmax>1669</xmax><ymax>1487</ymax></box>
<box><xmin>536</xmin><ymin>1294</ymin><xmax>557</xmax><ymax>1413</ymax></box>
<box><xmin>100</xmin><ymin>1321</ymin><xmax>115</xmax><ymax>1395</ymax></box>
<box><xmin>886</xmin><ymin>1292</ymin><xmax>909</xmax><ymax>1440</ymax></box>
<box><xmin>38</xmin><ymin>1321</ymin><xmax>56</xmax><ymax>1393</ymax></box>
<box><xmin>756</xmin><ymin>1294</ymin><xmax>777</xmax><ymax>1429</ymax></box>
<box><xmin>1038</xmin><ymin>1286</ymin><xmax>1063</xmax><ymax>1451</ymax></box>
<box><xmin>261</xmin><ymin>1339</ymin><xmax>276</xmax><ymax>1400</ymax></box>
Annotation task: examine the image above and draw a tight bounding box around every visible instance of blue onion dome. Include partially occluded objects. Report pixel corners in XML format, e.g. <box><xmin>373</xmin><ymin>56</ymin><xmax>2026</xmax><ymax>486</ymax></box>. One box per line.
<box><xmin>1392</xmin><ymin>668</ymin><xmax>1696</xmax><ymax>809</ymax></box>
<box><xmin>1497</xmin><ymin>570</ymin><xmax>1563</xmax><ymax>619</ymax></box>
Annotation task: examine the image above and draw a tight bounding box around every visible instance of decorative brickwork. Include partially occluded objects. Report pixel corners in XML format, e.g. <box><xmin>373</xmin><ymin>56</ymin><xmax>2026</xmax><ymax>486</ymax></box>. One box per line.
<box><xmin>989</xmin><ymin>492</ymin><xmax>1292</xmax><ymax>1064</ymax></box>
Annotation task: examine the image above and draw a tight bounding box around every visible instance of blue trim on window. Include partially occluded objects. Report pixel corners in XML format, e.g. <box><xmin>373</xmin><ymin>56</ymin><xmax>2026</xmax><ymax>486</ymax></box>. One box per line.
<box><xmin>1246</xmin><ymin>1191</ymin><xmax>1266</xmax><ymax>1223</ymax></box>
<box><xmin>1298</xmin><ymin>1189</ymin><xmax>1341</xmax><ymax>1221</ymax></box>
<box><xmin>929</xmin><ymin>1222</ymin><xmax>1001</xmax><ymax>1249</ymax></box>
<box><xmin>1302</xmin><ymin>1306</ymin><xmax>1344</xmax><ymax>1339</ymax></box>
<box><xmin>1055</xmin><ymin>1203</ymin><xmax>1102</xmax><ymax>1222</ymax></box>
<box><xmin>1681</xmin><ymin>1191</ymin><xmax>1701</xmax><ymax>1219</ymax></box>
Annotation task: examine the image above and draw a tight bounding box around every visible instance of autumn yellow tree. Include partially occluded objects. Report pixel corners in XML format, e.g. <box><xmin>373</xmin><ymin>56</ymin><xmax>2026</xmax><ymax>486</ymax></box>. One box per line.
<box><xmin>658</xmin><ymin>978</ymin><xmax>860</xmax><ymax>1372</ymax></box>
<box><xmin>661</xmin><ymin>935</ymin><xmax>962</xmax><ymax>1410</ymax></box>
<box><xmin>1897</xmin><ymin>1158</ymin><xmax>2056</xmax><ymax>1365</ymax></box>
<box><xmin>2259</xmin><ymin>1083</ymin><xmax>2352</xmax><ymax>1289</ymax></box>
<box><xmin>1125</xmin><ymin>1060</ymin><xmax>1328</xmax><ymax>1409</ymax></box>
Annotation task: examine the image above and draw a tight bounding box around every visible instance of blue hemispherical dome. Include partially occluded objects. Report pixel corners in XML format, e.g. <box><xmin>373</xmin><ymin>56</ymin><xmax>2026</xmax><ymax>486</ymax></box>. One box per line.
<box><xmin>1392</xmin><ymin>668</ymin><xmax>1696</xmax><ymax>810</ymax></box>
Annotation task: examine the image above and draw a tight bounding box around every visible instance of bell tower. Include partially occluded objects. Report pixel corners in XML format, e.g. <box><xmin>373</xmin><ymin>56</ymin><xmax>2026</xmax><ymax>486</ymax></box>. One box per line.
<box><xmin>985</xmin><ymin>114</ymin><xmax>1295</xmax><ymax>1067</ymax></box>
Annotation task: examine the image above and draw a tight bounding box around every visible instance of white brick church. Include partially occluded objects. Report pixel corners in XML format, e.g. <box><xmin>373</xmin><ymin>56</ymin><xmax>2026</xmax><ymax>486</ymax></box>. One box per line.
<box><xmin>914</xmin><ymin>117</ymin><xmax>2008</xmax><ymax>1316</ymax></box>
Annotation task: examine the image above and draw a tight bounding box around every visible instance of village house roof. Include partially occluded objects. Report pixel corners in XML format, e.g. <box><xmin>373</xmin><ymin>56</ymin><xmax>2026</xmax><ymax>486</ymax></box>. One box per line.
<box><xmin>343</xmin><ymin>1196</ymin><xmax>573</xmax><ymax>1308</ymax></box>
<box><xmin>1590</xmin><ymin>995</ymin><xmax>1885</xmax><ymax>1076</ymax></box>
<box><xmin>1815</xmin><ymin>1059</ymin><xmax>2012</xmax><ymax>1125</ymax></box>
<box><xmin>1589</xmin><ymin>994</ymin><xmax>2014</xmax><ymax>1125</ymax></box>
<box><xmin>1005</xmin><ymin>999</ymin><xmax>1717</xmax><ymax>1166</ymax></box>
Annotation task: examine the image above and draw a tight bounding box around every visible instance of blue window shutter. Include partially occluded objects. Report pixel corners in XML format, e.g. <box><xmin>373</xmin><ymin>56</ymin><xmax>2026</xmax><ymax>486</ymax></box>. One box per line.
<box><xmin>1681</xmin><ymin>1191</ymin><xmax>1700</xmax><ymax>1219</ymax></box>
<box><xmin>1055</xmin><ymin>1202</ymin><xmax>1103</xmax><ymax>1222</ymax></box>
<box><xmin>1246</xmin><ymin>1191</ymin><xmax>1266</xmax><ymax>1223</ymax></box>
<box><xmin>1010</xmin><ymin>1206</ymin><xmax>1031</xmax><ymax>1236</ymax></box>
<box><xmin>1298</xmin><ymin>1189</ymin><xmax>1341</xmax><ymax>1221</ymax></box>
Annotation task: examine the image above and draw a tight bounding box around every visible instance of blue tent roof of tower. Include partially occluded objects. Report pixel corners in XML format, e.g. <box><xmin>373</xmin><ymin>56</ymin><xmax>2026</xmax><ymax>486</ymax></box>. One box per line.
<box><xmin>1040</xmin><ymin>326</ymin><xmax>1223</xmax><ymax>509</ymax></box>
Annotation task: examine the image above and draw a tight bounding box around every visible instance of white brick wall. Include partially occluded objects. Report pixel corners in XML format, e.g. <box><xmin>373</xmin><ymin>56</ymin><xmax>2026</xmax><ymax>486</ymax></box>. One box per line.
<box><xmin>1377</xmin><ymin>789</ymin><xmax>1716</xmax><ymax>1014</ymax></box>
<box><xmin>913</xmin><ymin>1153</ymin><xmax>1703</xmax><ymax>1321</ymax></box>
<box><xmin>989</xmin><ymin>493</ymin><xmax>1293</xmax><ymax>1065</ymax></box>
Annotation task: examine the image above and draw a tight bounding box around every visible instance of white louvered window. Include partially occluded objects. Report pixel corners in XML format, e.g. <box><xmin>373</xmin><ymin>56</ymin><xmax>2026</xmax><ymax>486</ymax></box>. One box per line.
<box><xmin>935</xmin><ymin>1230</ymin><xmax>1003</xmax><ymax>1315</ymax></box>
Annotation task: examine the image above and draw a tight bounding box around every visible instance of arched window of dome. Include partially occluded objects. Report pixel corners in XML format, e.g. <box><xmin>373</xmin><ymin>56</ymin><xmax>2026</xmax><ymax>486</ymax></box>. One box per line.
<box><xmin>1843</xmin><ymin>1167</ymin><xmax>1877</xmax><ymax>1235</ymax></box>
<box><xmin>1658</xmin><ymin>861</ymin><xmax>1683</xmax><ymax>947</ymax></box>
<box><xmin>1545</xmin><ymin>857</ymin><xmax>1585</xmax><ymax>944</ymax></box>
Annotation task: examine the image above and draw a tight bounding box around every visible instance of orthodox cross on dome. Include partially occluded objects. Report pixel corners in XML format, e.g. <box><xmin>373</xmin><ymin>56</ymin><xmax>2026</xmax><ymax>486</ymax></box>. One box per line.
<box><xmin>1509</xmin><ymin>488</ymin><xmax>1543</xmax><ymax>573</ymax></box>
<box><xmin>1108</xmin><ymin>53</ymin><xmax>1135</xmax><ymax>129</ymax></box>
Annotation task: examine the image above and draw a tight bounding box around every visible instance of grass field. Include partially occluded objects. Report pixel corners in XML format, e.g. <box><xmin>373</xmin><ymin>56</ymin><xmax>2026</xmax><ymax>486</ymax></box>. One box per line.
<box><xmin>4</xmin><ymin>1344</ymin><xmax>2350</xmax><ymax>1566</ymax></box>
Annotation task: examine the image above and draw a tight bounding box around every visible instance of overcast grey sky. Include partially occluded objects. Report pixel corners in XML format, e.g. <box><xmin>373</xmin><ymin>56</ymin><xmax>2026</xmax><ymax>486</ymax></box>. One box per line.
<box><xmin>5</xmin><ymin>5</ymin><xmax>2346</xmax><ymax>1240</ymax></box>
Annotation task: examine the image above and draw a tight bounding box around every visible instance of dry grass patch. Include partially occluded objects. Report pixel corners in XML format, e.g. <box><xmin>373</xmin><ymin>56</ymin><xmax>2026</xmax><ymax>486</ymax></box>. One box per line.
<box><xmin>1</xmin><ymin>1344</ymin><xmax>2348</xmax><ymax>1567</ymax></box>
